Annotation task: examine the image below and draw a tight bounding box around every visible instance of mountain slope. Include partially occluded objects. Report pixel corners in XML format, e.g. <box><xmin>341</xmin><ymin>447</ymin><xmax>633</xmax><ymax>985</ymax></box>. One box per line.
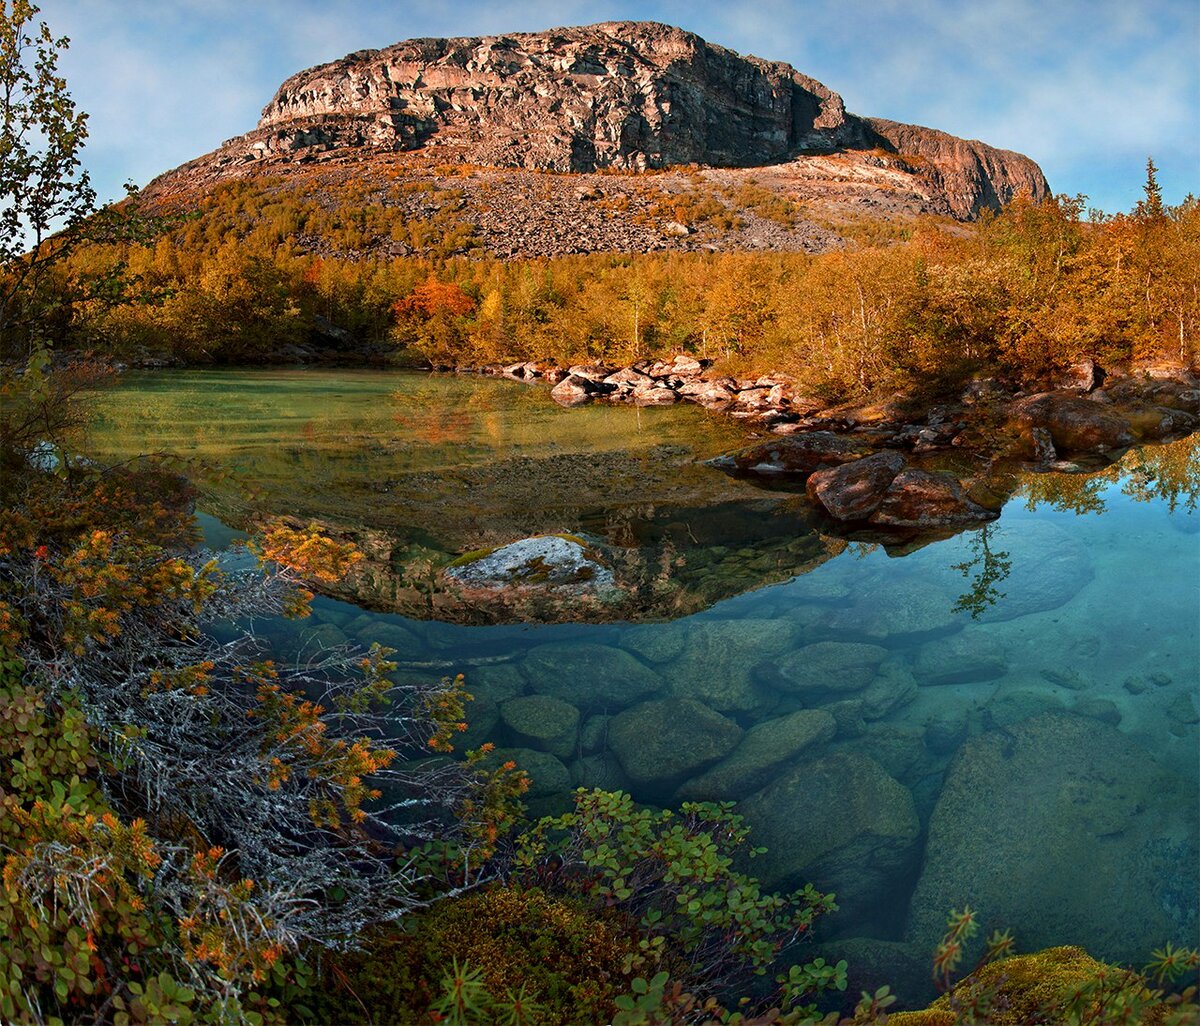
<box><xmin>145</xmin><ymin>22</ymin><xmax>1050</xmax><ymax>257</ymax></box>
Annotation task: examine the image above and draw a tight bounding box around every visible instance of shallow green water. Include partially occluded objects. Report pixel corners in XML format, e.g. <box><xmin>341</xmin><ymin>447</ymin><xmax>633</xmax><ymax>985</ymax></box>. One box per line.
<box><xmin>89</xmin><ymin>369</ymin><xmax>1199</xmax><ymax>1005</ymax></box>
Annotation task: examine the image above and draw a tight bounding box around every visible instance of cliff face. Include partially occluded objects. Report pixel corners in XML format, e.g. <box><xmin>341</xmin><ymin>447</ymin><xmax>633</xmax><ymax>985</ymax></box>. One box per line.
<box><xmin>254</xmin><ymin>22</ymin><xmax>872</xmax><ymax>172</ymax></box>
<box><xmin>864</xmin><ymin>118</ymin><xmax>1049</xmax><ymax>218</ymax></box>
<box><xmin>148</xmin><ymin>21</ymin><xmax>1050</xmax><ymax>242</ymax></box>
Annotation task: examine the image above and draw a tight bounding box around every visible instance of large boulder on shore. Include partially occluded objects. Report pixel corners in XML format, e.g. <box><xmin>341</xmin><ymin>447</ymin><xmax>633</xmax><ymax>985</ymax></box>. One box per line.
<box><xmin>608</xmin><ymin>697</ymin><xmax>744</xmax><ymax>796</ymax></box>
<box><xmin>736</xmin><ymin>753</ymin><xmax>920</xmax><ymax>929</ymax></box>
<box><xmin>907</xmin><ymin>713</ymin><xmax>1198</xmax><ymax>966</ymax></box>
<box><xmin>1011</xmin><ymin>392</ymin><xmax>1134</xmax><ymax>452</ymax></box>
<box><xmin>870</xmin><ymin>469</ymin><xmax>998</xmax><ymax>528</ymax></box>
<box><xmin>550</xmin><ymin>373</ymin><xmax>616</xmax><ymax>406</ymax></box>
<box><xmin>806</xmin><ymin>451</ymin><xmax>906</xmax><ymax>521</ymax></box>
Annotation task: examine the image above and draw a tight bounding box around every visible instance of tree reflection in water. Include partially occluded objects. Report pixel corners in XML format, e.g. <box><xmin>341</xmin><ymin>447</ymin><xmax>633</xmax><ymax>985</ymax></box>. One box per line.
<box><xmin>951</xmin><ymin>522</ymin><xmax>1013</xmax><ymax>619</ymax></box>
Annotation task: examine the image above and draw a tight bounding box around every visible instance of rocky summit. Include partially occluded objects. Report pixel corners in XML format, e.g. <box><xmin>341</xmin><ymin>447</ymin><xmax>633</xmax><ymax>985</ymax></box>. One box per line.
<box><xmin>148</xmin><ymin>22</ymin><xmax>1049</xmax><ymax>254</ymax></box>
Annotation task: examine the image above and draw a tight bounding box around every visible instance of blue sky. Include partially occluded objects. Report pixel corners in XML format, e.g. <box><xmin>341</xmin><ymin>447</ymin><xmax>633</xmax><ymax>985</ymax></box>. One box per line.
<box><xmin>43</xmin><ymin>0</ymin><xmax>1198</xmax><ymax>214</ymax></box>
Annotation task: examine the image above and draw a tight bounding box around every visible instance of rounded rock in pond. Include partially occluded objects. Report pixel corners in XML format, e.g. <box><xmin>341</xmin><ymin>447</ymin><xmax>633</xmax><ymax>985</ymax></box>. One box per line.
<box><xmin>969</xmin><ymin>520</ymin><xmax>1093</xmax><ymax>623</ymax></box>
<box><xmin>735</xmin><ymin>752</ymin><xmax>920</xmax><ymax>930</ymax></box>
<box><xmin>658</xmin><ymin>618</ymin><xmax>796</xmax><ymax>714</ymax></box>
<box><xmin>464</xmin><ymin>662</ymin><xmax>528</xmax><ymax>704</ymax></box>
<box><xmin>984</xmin><ymin>687</ymin><xmax>1065</xmax><ymax>729</ymax></box>
<box><xmin>500</xmin><ymin>695</ymin><xmax>580</xmax><ymax>758</ymax></box>
<box><xmin>570</xmin><ymin>752</ymin><xmax>630</xmax><ymax>792</ymax></box>
<box><xmin>907</xmin><ymin>713</ymin><xmax>1198</xmax><ymax>966</ymax></box>
<box><xmin>579</xmin><ymin>713</ymin><xmax>611</xmax><ymax>753</ymax></box>
<box><xmin>860</xmin><ymin>662</ymin><xmax>920</xmax><ymax>720</ymax></box>
<box><xmin>820</xmin><ymin>578</ymin><xmax>963</xmax><ymax>642</ymax></box>
<box><xmin>620</xmin><ymin>624</ymin><xmax>689</xmax><ymax>664</ymax></box>
<box><xmin>457</xmin><ymin>693</ymin><xmax>501</xmax><ymax>751</ymax></box>
<box><xmin>358</xmin><ymin>621</ymin><xmax>421</xmax><ymax>653</ymax></box>
<box><xmin>1071</xmin><ymin>697</ymin><xmax>1122</xmax><ymax>726</ymax></box>
<box><xmin>521</xmin><ymin>642</ymin><xmax>664</xmax><ymax>709</ymax></box>
<box><xmin>608</xmin><ymin>697</ymin><xmax>743</xmax><ymax>796</ymax></box>
<box><xmin>771</xmin><ymin>641</ymin><xmax>889</xmax><ymax>697</ymax></box>
<box><xmin>675</xmin><ymin>709</ymin><xmax>837</xmax><ymax>802</ymax></box>
<box><xmin>478</xmin><ymin>747</ymin><xmax>571</xmax><ymax>799</ymax></box>
<box><xmin>913</xmin><ymin>632</ymin><xmax>1008</xmax><ymax>685</ymax></box>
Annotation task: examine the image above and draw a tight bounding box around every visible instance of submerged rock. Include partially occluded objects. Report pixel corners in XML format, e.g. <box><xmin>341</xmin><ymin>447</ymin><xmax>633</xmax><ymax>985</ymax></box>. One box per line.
<box><xmin>821</xmin><ymin>578</ymin><xmax>962</xmax><ymax>642</ymax></box>
<box><xmin>500</xmin><ymin>695</ymin><xmax>580</xmax><ymax>757</ymax></box>
<box><xmin>608</xmin><ymin>697</ymin><xmax>744</xmax><ymax>795</ymax></box>
<box><xmin>860</xmin><ymin>662</ymin><xmax>920</xmax><ymax>720</ymax></box>
<box><xmin>463</xmin><ymin>662</ymin><xmax>527</xmax><ymax>703</ymax></box>
<box><xmin>913</xmin><ymin>631</ymin><xmax>1008</xmax><ymax>685</ymax></box>
<box><xmin>984</xmin><ymin>687</ymin><xmax>1065</xmax><ymax>728</ymax></box>
<box><xmin>457</xmin><ymin>693</ymin><xmax>501</xmax><ymax>751</ymax></box>
<box><xmin>972</xmin><ymin>520</ymin><xmax>1094</xmax><ymax>622</ymax></box>
<box><xmin>770</xmin><ymin>641</ymin><xmax>889</xmax><ymax>697</ymax></box>
<box><xmin>570</xmin><ymin>752</ymin><xmax>630</xmax><ymax>792</ymax></box>
<box><xmin>658</xmin><ymin>618</ymin><xmax>795</xmax><ymax>713</ymax></box>
<box><xmin>522</xmin><ymin>642</ymin><xmax>664</xmax><ymax>710</ymax></box>
<box><xmin>620</xmin><ymin>624</ymin><xmax>689</xmax><ymax>664</ymax></box>
<box><xmin>357</xmin><ymin>621</ymin><xmax>422</xmax><ymax>654</ymax></box>
<box><xmin>675</xmin><ymin>709</ymin><xmax>837</xmax><ymax>801</ymax></box>
<box><xmin>907</xmin><ymin>713</ymin><xmax>1199</xmax><ymax>965</ymax></box>
<box><xmin>736</xmin><ymin>753</ymin><xmax>920</xmax><ymax>929</ymax></box>
<box><xmin>479</xmin><ymin>747</ymin><xmax>571</xmax><ymax>798</ymax></box>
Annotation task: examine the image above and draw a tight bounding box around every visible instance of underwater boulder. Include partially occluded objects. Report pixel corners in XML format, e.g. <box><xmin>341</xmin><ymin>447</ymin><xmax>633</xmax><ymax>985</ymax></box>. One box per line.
<box><xmin>736</xmin><ymin>753</ymin><xmax>920</xmax><ymax>930</ymax></box>
<box><xmin>522</xmin><ymin>642</ymin><xmax>664</xmax><ymax>709</ymax></box>
<box><xmin>500</xmin><ymin>695</ymin><xmax>580</xmax><ymax>758</ymax></box>
<box><xmin>675</xmin><ymin>709</ymin><xmax>837</xmax><ymax>802</ymax></box>
<box><xmin>658</xmin><ymin>618</ymin><xmax>795</xmax><ymax>714</ymax></box>
<box><xmin>478</xmin><ymin>747</ymin><xmax>572</xmax><ymax>798</ymax></box>
<box><xmin>608</xmin><ymin>697</ymin><xmax>743</xmax><ymax>797</ymax></box>
<box><xmin>907</xmin><ymin>713</ymin><xmax>1199</xmax><ymax>966</ymax></box>
<box><xmin>913</xmin><ymin>631</ymin><xmax>1008</xmax><ymax>685</ymax></box>
<box><xmin>769</xmin><ymin>641</ymin><xmax>889</xmax><ymax>698</ymax></box>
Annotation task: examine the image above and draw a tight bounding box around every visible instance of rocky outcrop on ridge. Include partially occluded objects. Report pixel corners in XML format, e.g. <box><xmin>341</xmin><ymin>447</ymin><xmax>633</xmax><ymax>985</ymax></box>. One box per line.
<box><xmin>146</xmin><ymin>21</ymin><xmax>1049</xmax><ymax>241</ymax></box>
<box><xmin>257</xmin><ymin>22</ymin><xmax>865</xmax><ymax>171</ymax></box>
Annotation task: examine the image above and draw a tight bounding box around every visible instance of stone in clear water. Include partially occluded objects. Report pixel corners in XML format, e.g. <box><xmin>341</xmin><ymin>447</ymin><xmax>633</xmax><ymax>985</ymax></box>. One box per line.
<box><xmin>907</xmin><ymin>712</ymin><xmax>1199</xmax><ymax>966</ymax></box>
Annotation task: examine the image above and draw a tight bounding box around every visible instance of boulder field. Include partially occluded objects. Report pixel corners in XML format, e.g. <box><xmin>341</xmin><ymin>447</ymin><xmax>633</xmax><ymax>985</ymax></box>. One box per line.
<box><xmin>448</xmin><ymin>355</ymin><xmax>1199</xmax><ymax>533</ymax></box>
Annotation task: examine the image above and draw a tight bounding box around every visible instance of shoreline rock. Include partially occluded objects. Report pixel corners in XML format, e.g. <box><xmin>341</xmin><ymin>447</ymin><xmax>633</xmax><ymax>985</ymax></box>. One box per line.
<box><xmin>451</xmin><ymin>356</ymin><xmax>1198</xmax><ymax>538</ymax></box>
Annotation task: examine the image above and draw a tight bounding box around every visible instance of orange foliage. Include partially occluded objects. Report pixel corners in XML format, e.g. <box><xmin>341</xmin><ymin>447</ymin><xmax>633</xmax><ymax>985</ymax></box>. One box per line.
<box><xmin>393</xmin><ymin>276</ymin><xmax>475</xmax><ymax>320</ymax></box>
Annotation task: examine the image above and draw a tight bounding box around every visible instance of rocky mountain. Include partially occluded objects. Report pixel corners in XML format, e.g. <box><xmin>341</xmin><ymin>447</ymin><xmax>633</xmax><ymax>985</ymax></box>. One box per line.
<box><xmin>147</xmin><ymin>22</ymin><xmax>1050</xmax><ymax>255</ymax></box>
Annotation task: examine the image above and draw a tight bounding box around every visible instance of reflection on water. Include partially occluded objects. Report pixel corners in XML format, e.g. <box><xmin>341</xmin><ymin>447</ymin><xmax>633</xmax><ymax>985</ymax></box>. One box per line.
<box><xmin>950</xmin><ymin>523</ymin><xmax>1013</xmax><ymax>618</ymax></box>
<box><xmin>92</xmin><ymin>370</ymin><xmax>1199</xmax><ymax>1007</ymax></box>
